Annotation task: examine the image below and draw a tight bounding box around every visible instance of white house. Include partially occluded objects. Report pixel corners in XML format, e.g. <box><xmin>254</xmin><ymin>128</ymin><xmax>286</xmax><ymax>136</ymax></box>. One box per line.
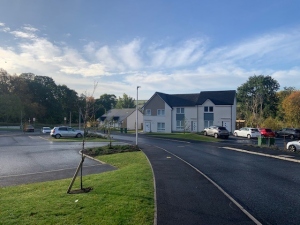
<box><xmin>143</xmin><ymin>90</ymin><xmax>236</xmax><ymax>133</ymax></box>
<box><xmin>99</xmin><ymin>108</ymin><xmax>143</xmax><ymax>130</ymax></box>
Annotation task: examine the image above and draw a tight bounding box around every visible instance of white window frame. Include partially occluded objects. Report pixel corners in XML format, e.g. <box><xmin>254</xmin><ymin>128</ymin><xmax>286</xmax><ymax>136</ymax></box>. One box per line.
<box><xmin>157</xmin><ymin>122</ymin><xmax>165</xmax><ymax>132</ymax></box>
<box><xmin>157</xmin><ymin>109</ymin><xmax>165</xmax><ymax>116</ymax></box>
<box><xmin>145</xmin><ymin>109</ymin><xmax>151</xmax><ymax>116</ymax></box>
<box><xmin>176</xmin><ymin>108</ymin><xmax>184</xmax><ymax>114</ymax></box>
<box><xmin>204</xmin><ymin>106</ymin><xmax>214</xmax><ymax>112</ymax></box>
<box><xmin>176</xmin><ymin>120</ymin><xmax>184</xmax><ymax>130</ymax></box>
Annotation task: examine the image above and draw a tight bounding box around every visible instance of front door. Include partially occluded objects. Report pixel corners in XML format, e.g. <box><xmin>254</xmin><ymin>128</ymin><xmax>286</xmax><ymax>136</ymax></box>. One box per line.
<box><xmin>222</xmin><ymin>121</ymin><xmax>231</xmax><ymax>133</ymax></box>
<box><xmin>145</xmin><ymin>122</ymin><xmax>151</xmax><ymax>132</ymax></box>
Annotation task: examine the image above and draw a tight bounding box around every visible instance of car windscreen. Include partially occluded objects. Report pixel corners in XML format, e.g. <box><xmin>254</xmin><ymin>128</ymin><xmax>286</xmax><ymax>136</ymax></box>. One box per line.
<box><xmin>265</xmin><ymin>129</ymin><xmax>272</xmax><ymax>132</ymax></box>
<box><xmin>218</xmin><ymin>127</ymin><xmax>227</xmax><ymax>130</ymax></box>
<box><xmin>251</xmin><ymin>129</ymin><xmax>259</xmax><ymax>132</ymax></box>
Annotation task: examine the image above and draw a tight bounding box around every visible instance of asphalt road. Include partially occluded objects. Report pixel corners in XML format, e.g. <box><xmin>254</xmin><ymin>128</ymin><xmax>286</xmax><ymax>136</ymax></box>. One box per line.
<box><xmin>112</xmin><ymin>133</ymin><xmax>300</xmax><ymax>225</ymax></box>
<box><xmin>2</xmin><ymin>131</ymin><xmax>300</xmax><ymax>224</ymax></box>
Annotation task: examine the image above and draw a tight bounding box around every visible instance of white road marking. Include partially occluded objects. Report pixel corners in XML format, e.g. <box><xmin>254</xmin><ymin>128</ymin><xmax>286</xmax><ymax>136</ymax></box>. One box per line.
<box><xmin>222</xmin><ymin>147</ymin><xmax>300</xmax><ymax>163</ymax></box>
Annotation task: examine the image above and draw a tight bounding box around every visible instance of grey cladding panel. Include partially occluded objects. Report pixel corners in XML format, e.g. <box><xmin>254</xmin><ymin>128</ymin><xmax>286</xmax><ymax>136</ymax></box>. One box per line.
<box><xmin>145</xmin><ymin>94</ymin><xmax>165</xmax><ymax>116</ymax></box>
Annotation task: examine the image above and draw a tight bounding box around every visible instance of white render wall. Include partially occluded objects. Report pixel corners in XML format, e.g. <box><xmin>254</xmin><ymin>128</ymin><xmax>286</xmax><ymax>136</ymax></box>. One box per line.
<box><xmin>127</xmin><ymin>110</ymin><xmax>144</xmax><ymax>130</ymax></box>
<box><xmin>197</xmin><ymin>99</ymin><xmax>236</xmax><ymax>133</ymax></box>
<box><xmin>171</xmin><ymin>106</ymin><xmax>197</xmax><ymax>132</ymax></box>
<box><xmin>143</xmin><ymin>103</ymin><xmax>172</xmax><ymax>132</ymax></box>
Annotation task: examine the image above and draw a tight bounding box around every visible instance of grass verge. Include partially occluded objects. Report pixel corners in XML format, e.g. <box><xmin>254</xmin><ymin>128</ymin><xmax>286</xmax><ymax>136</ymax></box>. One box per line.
<box><xmin>146</xmin><ymin>132</ymin><xmax>220</xmax><ymax>142</ymax></box>
<box><xmin>0</xmin><ymin>151</ymin><xmax>154</xmax><ymax>225</ymax></box>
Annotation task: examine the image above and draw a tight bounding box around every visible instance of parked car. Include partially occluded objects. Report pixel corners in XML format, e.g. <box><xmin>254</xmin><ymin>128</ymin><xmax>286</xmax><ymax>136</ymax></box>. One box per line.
<box><xmin>50</xmin><ymin>126</ymin><xmax>83</xmax><ymax>139</ymax></box>
<box><xmin>41</xmin><ymin>127</ymin><xmax>51</xmax><ymax>134</ymax></box>
<box><xmin>233</xmin><ymin>127</ymin><xmax>260</xmax><ymax>139</ymax></box>
<box><xmin>275</xmin><ymin>128</ymin><xmax>300</xmax><ymax>139</ymax></box>
<box><xmin>258</xmin><ymin>128</ymin><xmax>275</xmax><ymax>137</ymax></box>
<box><xmin>203</xmin><ymin>126</ymin><xmax>229</xmax><ymax>139</ymax></box>
<box><xmin>286</xmin><ymin>140</ymin><xmax>300</xmax><ymax>152</ymax></box>
<box><xmin>23</xmin><ymin>124</ymin><xmax>34</xmax><ymax>132</ymax></box>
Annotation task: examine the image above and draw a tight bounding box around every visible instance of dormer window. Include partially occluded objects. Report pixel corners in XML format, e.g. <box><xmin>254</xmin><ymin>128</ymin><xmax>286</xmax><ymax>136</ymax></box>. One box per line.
<box><xmin>204</xmin><ymin>106</ymin><xmax>213</xmax><ymax>112</ymax></box>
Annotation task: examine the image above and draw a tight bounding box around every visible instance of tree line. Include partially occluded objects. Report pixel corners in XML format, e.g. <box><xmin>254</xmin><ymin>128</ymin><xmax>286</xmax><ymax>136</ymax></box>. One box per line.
<box><xmin>0</xmin><ymin>69</ymin><xmax>135</xmax><ymax>125</ymax></box>
<box><xmin>237</xmin><ymin>74</ymin><xmax>300</xmax><ymax>129</ymax></box>
<box><xmin>1</xmin><ymin>68</ymin><xmax>299</xmax><ymax>129</ymax></box>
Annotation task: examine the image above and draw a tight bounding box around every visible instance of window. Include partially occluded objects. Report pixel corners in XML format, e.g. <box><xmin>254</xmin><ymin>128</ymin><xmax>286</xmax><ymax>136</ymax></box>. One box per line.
<box><xmin>157</xmin><ymin>109</ymin><xmax>165</xmax><ymax>116</ymax></box>
<box><xmin>176</xmin><ymin>108</ymin><xmax>184</xmax><ymax>114</ymax></box>
<box><xmin>176</xmin><ymin>120</ymin><xmax>184</xmax><ymax>129</ymax></box>
<box><xmin>157</xmin><ymin>122</ymin><xmax>165</xmax><ymax>132</ymax></box>
<box><xmin>204</xmin><ymin>106</ymin><xmax>213</xmax><ymax>112</ymax></box>
<box><xmin>204</xmin><ymin>113</ymin><xmax>214</xmax><ymax>128</ymax></box>
<box><xmin>204</xmin><ymin>120</ymin><xmax>213</xmax><ymax>128</ymax></box>
<box><xmin>145</xmin><ymin>109</ymin><xmax>151</xmax><ymax>116</ymax></box>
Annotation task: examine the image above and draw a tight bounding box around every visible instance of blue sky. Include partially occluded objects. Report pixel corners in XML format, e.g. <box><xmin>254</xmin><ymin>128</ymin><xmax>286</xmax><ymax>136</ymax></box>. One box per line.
<box><xmin>1</xmin><ymin>0</ymin><xmax>300</xmax><ymax>99</ymax></box>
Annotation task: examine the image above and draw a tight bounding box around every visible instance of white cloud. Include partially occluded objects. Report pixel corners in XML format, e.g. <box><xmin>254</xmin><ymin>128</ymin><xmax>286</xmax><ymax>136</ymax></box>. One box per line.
<box><xmin>117</xmin><ymin>39</ymin><xmax>143</xmax><ymax>69</ymax></box>
<box><xmin>1</xmin><ymin>23</ymin><xmax>300</xmax><ymax>99</ymax></box>
<box><xmin>149</xmin><ymin>39</ymin><xmax>206</xmax><ymax>68</ymax></box>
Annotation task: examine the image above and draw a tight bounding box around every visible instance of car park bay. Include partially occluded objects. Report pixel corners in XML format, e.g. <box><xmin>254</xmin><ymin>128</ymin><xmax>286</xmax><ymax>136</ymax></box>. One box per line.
<box><xmin>0</xmin><ymin>133</ymin><xmax>117</xmax><ymax>187</ymax></box>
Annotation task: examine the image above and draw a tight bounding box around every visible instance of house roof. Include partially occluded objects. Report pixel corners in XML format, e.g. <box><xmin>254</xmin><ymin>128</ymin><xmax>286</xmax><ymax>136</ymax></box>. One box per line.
<box><xmin>156</xmin><ymin>92</ymin><xmax>199</xmax><ymax>107</ymax></box>
<box><xmin>100</xmin><ymin>108</ymin><xmax>136</xmax><ymax>122</ymax></box>
<box><xmin>150</xmin><ymin>90</ymin><xmax>235</xmax><ymax>108</ymax></box>
<box><xmin>197</xmin><ymin>90</ymin><xmax>236</xmax><ymax>105</ymax></box>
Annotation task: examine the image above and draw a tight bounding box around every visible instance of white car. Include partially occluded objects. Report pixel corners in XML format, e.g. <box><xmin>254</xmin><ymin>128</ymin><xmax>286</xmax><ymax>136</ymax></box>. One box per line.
<box><xmin>50</xmin><ymin>126</ymin><xmax>83</xmax><ymax>139</ymax></box>
<box><xmin>41</xmin><ymin>127</ymin><xmax>51</xmax><ymax>134</ymax></box>
<box><xmin>233</xmin><ymin>127</ymin><xmax>260</xmax><ymax>139</ymax></box>
<box><xmin>286</xmin><ymin>140</ymin><xmax>300</xmax><ymax>152</ymax></box>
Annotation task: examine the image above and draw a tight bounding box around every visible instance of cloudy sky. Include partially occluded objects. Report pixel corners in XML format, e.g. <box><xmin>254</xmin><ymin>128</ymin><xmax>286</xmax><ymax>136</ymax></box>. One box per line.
<box><xmin>1</xmin><ymin>0</ymin><xmax>300</xmax><ymax>99</ymax></box>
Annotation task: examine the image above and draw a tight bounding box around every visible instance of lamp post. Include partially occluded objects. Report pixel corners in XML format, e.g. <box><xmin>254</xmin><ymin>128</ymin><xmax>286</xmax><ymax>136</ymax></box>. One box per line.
<box><xmin>136</xmin><ymin>86</ymin><xmax>141</xmax><ymax>146</ymax></box>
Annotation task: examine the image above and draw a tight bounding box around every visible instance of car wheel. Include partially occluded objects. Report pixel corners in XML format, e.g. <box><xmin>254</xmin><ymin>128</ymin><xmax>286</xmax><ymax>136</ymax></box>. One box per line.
<box><xmin>234</xmin><ymin>132</ymin><xmax>238</xmax><ymax>137</ymax></box>
<box><xmin>55</xmin><ymin>134</ymin><xmax>61</xmax><ymax>139</ymax></box>
<box><xmin>247</xmin><ymin>134</ymin><xmax>251</xmax><ymax>139</ymax></box>
<box><xmin>76</xmin><ymin>133</ymin><xmax>83</xmax><ymax>138</ymax></box>
<box><xmin>203</xmin><ymin>131</ymin><xmax>207</xmax><ymax>136</ymax></box>
<box><xmin>290</xmin><ymin>135</ymin><xmax>295</xmax><ymax>139</ymax></box>
<box><xmin>288</xmin><ymin>145</ymin><xmax>296</xmax><ymax>152</ymax></box>
<box><xmin>214</xmin><ymin>133</ymin><xmax>218</xmax><ymax>138</ymax></box>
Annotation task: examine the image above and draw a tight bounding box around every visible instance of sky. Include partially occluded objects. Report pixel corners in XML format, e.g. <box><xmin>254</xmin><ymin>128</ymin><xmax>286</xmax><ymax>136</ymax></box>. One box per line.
<box><xmin>1</xmin><ymin>0</ymin><xmax>300</xmax><ymax>100</ymax></box>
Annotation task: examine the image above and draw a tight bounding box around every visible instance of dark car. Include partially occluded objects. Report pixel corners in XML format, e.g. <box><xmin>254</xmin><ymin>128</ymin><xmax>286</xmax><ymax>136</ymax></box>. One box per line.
<box><xmin>203</xmin><ymin>125</ymin><xmax>230</xmax><ymax>139</ymax></box>
<box><xmin>259</xmin><ymin>128</ymin><xmax>275</xmax><ymax>137</ymax></box>
<box><xmin>275</xmin><ymin>128</ymin><xmax>300</xmax><ymax>139</ymax></box>
<box><xmin>23</xmin><ymin>124</ymin><xmax>34</xmax><ymax>132</ymax></box>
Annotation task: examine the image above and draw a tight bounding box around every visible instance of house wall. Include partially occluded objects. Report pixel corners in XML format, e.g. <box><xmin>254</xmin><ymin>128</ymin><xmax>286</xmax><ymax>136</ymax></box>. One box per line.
<box><xmin>127</xmin><ymin>110</ymin><xmax>143</xmax><ymax>130</ymax></box>
<box><xmin>197</xmin><ymin>99</ymin><xmax>236</xmax><ymax>133</ymax></box>
<box><xmin>171</xmin><ymin>106</ymin><xmax>197</xmax><ymax>132</ymax></box>
<box><xmin>143</xmin><ymin>95</ymin><xmax>172</xmax><ymax>133</ymax></box>
<box><xmin>143</xmin><ymin>92</ymin><xmax>237</xmax><ymax>133</ymax></box>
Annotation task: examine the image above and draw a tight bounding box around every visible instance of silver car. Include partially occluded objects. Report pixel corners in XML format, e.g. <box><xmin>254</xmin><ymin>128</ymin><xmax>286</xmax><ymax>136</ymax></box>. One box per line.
<box><xmin>50</xmin><ymin>126</ymin><xmax>83</xmax><ymax>139</ymax></box>
<box><xmin>286</xmin><ymin>140</ymin><xmax>300</xmax><ymax>152</ymax></box>
<box><xmin>203</xmin><ymin>126</ymin><xmax>230</xmax><ymax>139</ymax></box>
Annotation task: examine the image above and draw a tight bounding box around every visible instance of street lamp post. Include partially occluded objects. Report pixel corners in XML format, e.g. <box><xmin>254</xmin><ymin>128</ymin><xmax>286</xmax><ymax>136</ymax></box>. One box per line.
<box><xmin>136</xmin><ymin>86</ymin><xmax>141</xmax><ymax>146</ymax></box>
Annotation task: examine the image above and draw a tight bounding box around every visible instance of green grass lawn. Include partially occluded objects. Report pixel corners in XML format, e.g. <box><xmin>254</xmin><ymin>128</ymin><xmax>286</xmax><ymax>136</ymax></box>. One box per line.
<box><xmin>0</xmin><ymin>151</ymin><xmax>154</xmax><ymax>225</ymax></box>
<box><xmin>146</xmin><ymin>132</ymin><xmax>220</xmax><ymax>142</ymax></box>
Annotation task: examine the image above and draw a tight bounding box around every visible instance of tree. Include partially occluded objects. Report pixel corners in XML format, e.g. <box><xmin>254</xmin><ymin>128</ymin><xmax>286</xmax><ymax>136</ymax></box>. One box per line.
<box><xmin>276</xmin><ymin>86</ymin><xmax>296</xmax><ymax>121</ymax></box>
<box><xmin>115</xmin><ymin>93</ymin><xmax>135</xmax><ymax>109</ymax></box>
<box><xmin>94</xmin><ymin>94</ymin><xmax>117</xmax><ymax>118</ymax></box>
<box><xmin>237</xmin><ymin>75</ymin><xmax>280</xmax><ymax>127</ymax></box>
<box><xmin>282</xmin><ymin>91</ymin><xmax>300</xmax><ymax>127</ymax></box>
